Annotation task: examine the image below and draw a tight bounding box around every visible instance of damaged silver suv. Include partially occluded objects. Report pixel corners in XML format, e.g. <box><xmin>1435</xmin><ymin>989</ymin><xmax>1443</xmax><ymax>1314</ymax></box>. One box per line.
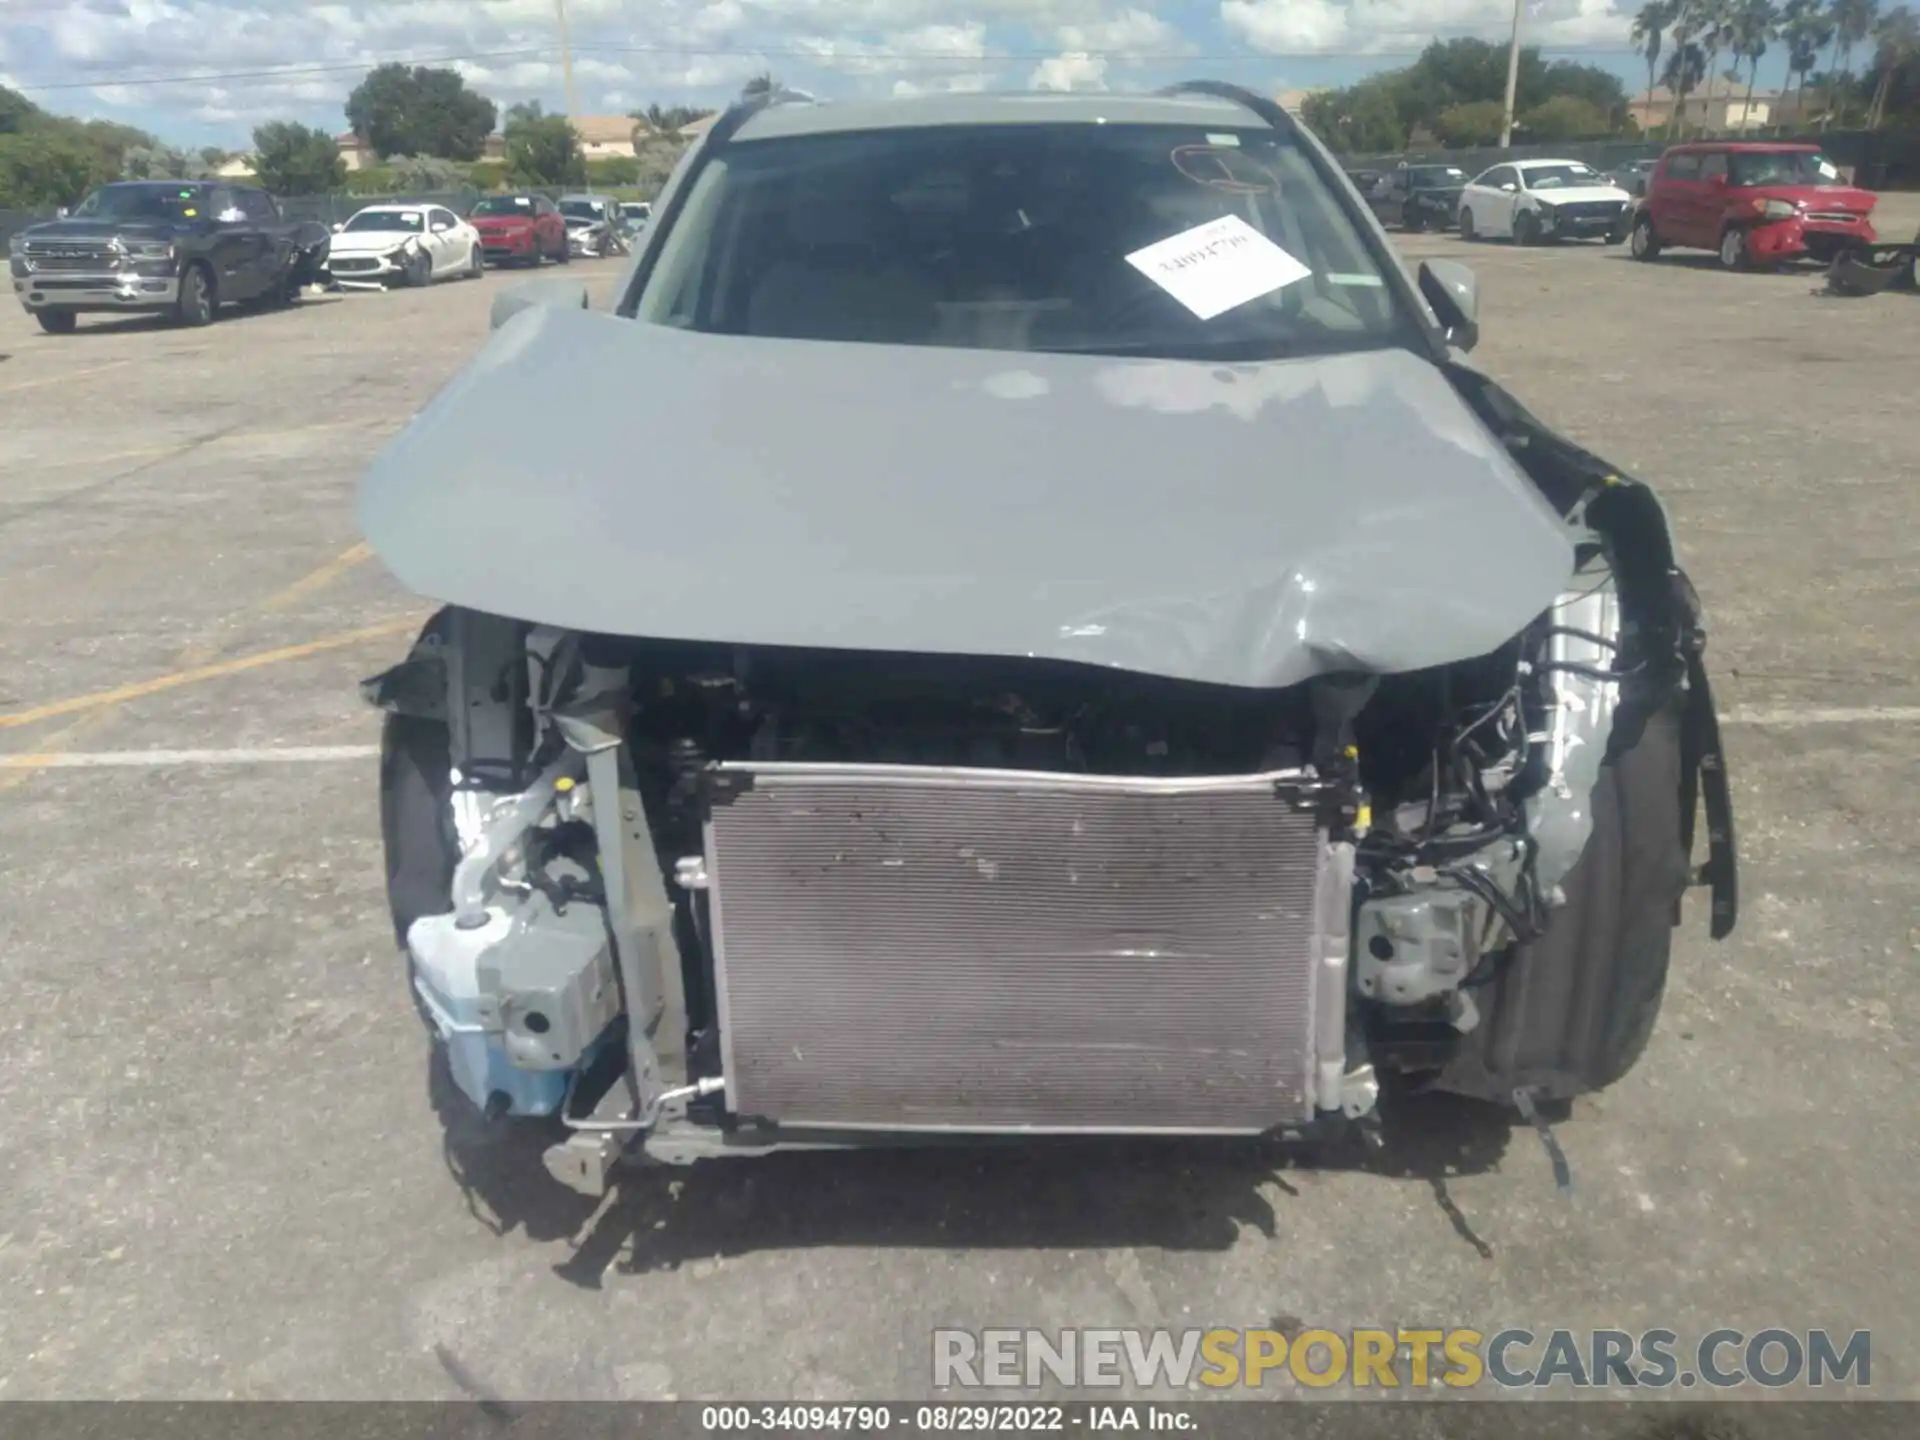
<box><xmin>358</xmin><ymin>84</ymin><xmax>1737</xmax><ymax>1195</ymax></box>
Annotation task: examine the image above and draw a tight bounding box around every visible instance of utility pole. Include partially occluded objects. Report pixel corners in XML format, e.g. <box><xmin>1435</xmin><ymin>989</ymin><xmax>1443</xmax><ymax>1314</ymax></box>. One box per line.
<box><xmin>555</xmin><ymin>0</ymin><xmax>580</xmax><ymax>119</ymax></box>
<box><xmin>555</xmin><ymin>0</ymin><xmax>583</xmax><ymax>195</ymax></box>
<box><xmin>1499</xmin><ymin>0</ymin><xmax>1525</xmax><ymax>147</ymax></box>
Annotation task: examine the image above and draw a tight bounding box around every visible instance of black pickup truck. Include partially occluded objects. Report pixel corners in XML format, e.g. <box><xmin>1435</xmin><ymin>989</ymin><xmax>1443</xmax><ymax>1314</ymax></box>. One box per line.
<box><xmin>8</xmin><ymin>180</ymin><xmax>332</xmax><ymax>334</ymax></box>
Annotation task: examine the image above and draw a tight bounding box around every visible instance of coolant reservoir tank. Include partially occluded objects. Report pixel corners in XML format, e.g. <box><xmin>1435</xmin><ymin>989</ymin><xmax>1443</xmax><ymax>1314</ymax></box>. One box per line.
<box><xmin>406</xmin><ymin>909</ymin><xmax>569</xmax><ymax>1117</ymax></box>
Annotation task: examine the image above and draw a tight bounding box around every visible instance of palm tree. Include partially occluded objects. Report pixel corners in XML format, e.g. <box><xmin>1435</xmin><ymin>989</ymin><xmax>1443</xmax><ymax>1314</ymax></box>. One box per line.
<box><xmin>1632</xmin><ymin>1</ymin><xmax>1675</xmax><ymax>130</ymax></box>
<box><xmin>1665</xmin><ymin>2</ymin><xmax>1709</xmax><ymax>134</ymax></box>
<box><xmin>1866</xmin><ymin>4</ymin><xmax>1919</xmax><ymax>123</ymax></box>
<box><xmin>1782</xmin><ymin>0</ymin><xmax>1836</xmax><ymax>118</ymax></box>
<box><xmin>1726</xmin><ymin>0</ymin><xmax>1780</xmax><ymax>131</ymax></box>
<box><xmin>1662</xmin><ymin>38</ymin><xmax>1710</xmax><ymax>133</ymax></box>
<box><xmin>1696</xmin><ymin>0</ymin><xmax>1738</xmax><ymax>132</ymax></box>
<box><xmin>1823</xmin><ymin>0</ymin><xmax>1880</xmax><ymax>125</ymax></box>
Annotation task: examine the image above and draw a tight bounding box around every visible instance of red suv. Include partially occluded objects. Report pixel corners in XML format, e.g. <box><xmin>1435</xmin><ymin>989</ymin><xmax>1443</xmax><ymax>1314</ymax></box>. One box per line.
<box><xmin>1629</xmin><ymin>142</ymin><xmax>1877</xmax><ymax>270</ymax></box>
<box><xmin>468</xmin><ymin>193</ymin><xmax>570</xmax><ymax>268</ymax></box>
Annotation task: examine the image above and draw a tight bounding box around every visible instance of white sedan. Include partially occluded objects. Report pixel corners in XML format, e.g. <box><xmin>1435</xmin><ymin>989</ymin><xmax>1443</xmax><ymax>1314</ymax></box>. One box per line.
<box><xmin>1456</xmin><ymin>159</ymin><xmax>1633</xmax><ymax>246</ymax></box>
<box><xmin>326</xmin><ymin>204</ymin><xmax>485</xmax><ymax>289</ymax></box>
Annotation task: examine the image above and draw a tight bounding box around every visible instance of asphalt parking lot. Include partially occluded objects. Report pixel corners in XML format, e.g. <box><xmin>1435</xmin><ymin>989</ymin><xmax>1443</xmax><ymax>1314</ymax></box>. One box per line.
<box><xmin>2</xmin><ymin>212</ymin><xmax>1918</xmax><ymax>1403</ymax></box>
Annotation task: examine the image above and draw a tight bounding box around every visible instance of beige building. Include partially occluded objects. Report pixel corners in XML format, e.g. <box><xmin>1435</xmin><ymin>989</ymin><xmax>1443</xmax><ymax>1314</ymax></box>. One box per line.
<box><xmin>570</xmin><ymin>115</ymin><xmax>639</xmax><ymax>158</ymax></box>
<box><xmin>1627</xmin><ymin>85</ymin><xmax>1784</xmax><ymax>136</ymax></box>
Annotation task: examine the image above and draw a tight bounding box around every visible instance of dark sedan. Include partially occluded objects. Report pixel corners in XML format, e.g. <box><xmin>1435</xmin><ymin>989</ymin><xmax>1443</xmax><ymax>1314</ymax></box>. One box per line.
<box><xmin>1369</xmin><ymin>164</ymin><xmax>1469</xmax><ymax>232</ymax></box>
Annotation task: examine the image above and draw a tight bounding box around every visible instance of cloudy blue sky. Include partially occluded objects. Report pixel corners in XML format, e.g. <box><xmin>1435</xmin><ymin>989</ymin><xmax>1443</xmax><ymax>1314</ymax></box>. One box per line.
<box><xmin>2</xmin><ymin>0</ymin><xmax>1697</xmax><ymax>149</ymax></box>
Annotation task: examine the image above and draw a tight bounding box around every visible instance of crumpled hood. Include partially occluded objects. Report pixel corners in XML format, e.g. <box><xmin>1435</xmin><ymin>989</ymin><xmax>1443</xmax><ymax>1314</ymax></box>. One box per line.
<box><xmin>1534</xmin><ymin>184</ymin><xmax>1631</xmax><ymax>205</ymax></box>
<box><xmin>359</xmin><ymin>307</ymin><xmax>1577</xmax><ymax>691</ymax></box>
<box><xmin>328</xmin><ymin>230</ymin><xmax>417</xmax><ymax>255</ymax></box>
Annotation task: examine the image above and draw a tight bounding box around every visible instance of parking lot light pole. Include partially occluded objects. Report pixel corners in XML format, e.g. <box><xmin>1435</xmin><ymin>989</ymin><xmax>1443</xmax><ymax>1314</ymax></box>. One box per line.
<box><xmin>1499</xmin><ymin>0</ymin><xmax>1525</xmax><ymax>147</ymax></box>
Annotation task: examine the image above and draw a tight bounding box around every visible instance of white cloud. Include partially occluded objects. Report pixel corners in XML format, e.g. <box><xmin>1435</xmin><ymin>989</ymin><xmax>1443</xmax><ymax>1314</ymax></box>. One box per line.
<box><xmin>1056</xmin><ymin>8</ymin><xmax>1186</xmax><ymax>58</ymax></box>
<box><xmin>1221</xmin><ymin>0</ymin><xmax>1635</xmax><ymax>55</ymax></box>
<box><xmin>2</xmin><ymin>0</ymin><xmax>1644</xmax><ymax>144</ymax></box>
<box><xmin>1029</xmin><ymin>52</ymin><xmax>1108</xmax><ymax>91</ymax></box>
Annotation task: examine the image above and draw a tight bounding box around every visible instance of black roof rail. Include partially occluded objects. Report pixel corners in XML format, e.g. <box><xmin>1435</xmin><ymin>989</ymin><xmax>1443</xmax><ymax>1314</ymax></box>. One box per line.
<box><xmin>1157</xmin><ymin>80</ymin><xmax>1300</xmax><ymax>137</ymax></box>
<box><xmin>703</xmin><ymin>85</ymin><xmax>820</xmax><ymax>152</ymax></box>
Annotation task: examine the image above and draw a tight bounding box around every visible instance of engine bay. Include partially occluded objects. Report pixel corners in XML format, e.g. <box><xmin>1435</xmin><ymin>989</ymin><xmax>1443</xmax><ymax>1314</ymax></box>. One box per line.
<box><xmin>375</xmin><ymin>525</ymin><xmax>1718</xmax><ymax>1188</ymax></box>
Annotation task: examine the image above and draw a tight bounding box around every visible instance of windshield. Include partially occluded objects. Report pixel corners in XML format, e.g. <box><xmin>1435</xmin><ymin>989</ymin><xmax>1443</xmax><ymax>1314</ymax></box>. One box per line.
<box><xmin>344</xmin><ymin>209</ymin><xmax>423</xmax><ymax>234</ymax></box>
<box><xmin>472</xmin><ymin>197</ymin><xmax>536</xmax><ymax>217</ymax></box>
<box><xmin>1408</xmin><ymin>167</ymin><xmax>1467</xmax><ymax>186</ymax></box>
<box><xmin>560</xmin><ymin>201</ymin><xmax>603</xmax><ymax>221</ymax></box>
<box><xmin>637</xmin><ymin>123</ymin><xmax>1414</xmax><ymax>362</ymax></box>
<box><xmin>69</xmin><ymin>185</ymin><xmax>206</xmax><ymax>223</ymax></box>
<box><xmin>1730</xmin><ymin>151</ymin><xmax>1844</xmax><ymax>187</ymax></box>
<box><xmin>1523</xmin><ymin>164</ymin><xmax>1603</xmax><ymax>191</ymax></box>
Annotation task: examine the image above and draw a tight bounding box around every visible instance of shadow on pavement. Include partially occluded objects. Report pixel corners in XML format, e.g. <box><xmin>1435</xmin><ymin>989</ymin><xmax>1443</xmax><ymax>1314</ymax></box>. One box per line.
<box><xmin>51</xmin><ymin>295</ymin><xmax>344</xmax><ymax>338</ymax></box>
<box><xmin>425</xmin><ymin>1049</ymin><xmax>1521</xmax><ymax>1286</ymax></box>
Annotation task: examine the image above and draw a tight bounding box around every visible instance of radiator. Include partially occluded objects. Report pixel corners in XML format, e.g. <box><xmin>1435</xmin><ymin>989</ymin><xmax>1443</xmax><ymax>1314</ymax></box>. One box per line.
<box><xmin>701</xmin><ymin>762</ymin><xmax>1341</xmax><ymax>1133</ymax></box>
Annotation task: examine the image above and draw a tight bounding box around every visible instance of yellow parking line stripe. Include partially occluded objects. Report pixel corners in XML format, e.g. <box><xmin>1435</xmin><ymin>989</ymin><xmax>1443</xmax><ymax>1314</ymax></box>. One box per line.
<box><xmin>0</xmin><ymin>614</ymin><xmax>426</xmax><ymax>731</ymax></box>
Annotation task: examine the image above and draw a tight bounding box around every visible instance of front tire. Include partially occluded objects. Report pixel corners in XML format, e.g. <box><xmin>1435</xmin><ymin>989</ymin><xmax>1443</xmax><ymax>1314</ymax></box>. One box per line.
<box><xmin>378</xmin><ymin>610</ymin><xmax>459</xmax><ymax>952</ymax></box>
<box><xmin>1630</xmin><ymin>213</ymin><xmax>1662</xmax><ymax>262</ymax></box>
<box><xmin>1458</xmin><ymin>209</ymin><xmax>1477</xmax><ymax>242</ymax></box>
<box><xmin>404</xmin><ymin>250</ymin><xmax>432</xmax><ymax>287</ymax></box>
<box><xmin>1439</xmin><ymin>698</ymin><xmax>1690</xmax><ymax>1103</ymax></box>
<box><xmin>1402</xmin><ymin>210</ymin><xmax>1426</xmax><ymax>234</ymax></box>
<box><xmin>556</xmin><ymin>238</ymin><xmax>572</xmax><ymax>265</ymax></box>
<box><xmin>173</xmin><ymin>263</ymin><xmax>215</xmax><ymax>326</ymax></box>
<box><xmin>1514</xmin><ymin>209</ymin><xmax>1541</xmax><ymax>247</ymax></box>
<box><xmin>1718</xmin><ymin>226</ymin><xmax>1750</xmax><ymax>271</ymax></box>
<box><xmin>35</xmin><ymin>308</ymin><xmax>78</xmax><ymax>335</ymax></box>
<box><xmin>467</xmin><ymin>243</ymin><xmax>484</xmax><ymax>279</ymax></box>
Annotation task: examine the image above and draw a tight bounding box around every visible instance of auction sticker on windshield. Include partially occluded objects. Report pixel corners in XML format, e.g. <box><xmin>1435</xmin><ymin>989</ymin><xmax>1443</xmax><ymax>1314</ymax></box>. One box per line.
<box><xmin>1125</xmin><ymin>214</ymin><xmax>1311</xmax><ymax>321</ymax></box>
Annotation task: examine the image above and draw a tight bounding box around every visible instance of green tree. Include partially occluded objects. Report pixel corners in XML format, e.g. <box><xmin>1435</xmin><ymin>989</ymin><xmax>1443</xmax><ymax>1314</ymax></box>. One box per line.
<box><xmin>1693</xmin><ymin>0</ymin><xmax>1736</xmax><ymax>132</ymax></box>
<box><xmin>250</xmin><ymin>120</ymin><xmax>346</xmax><ymax>195</ymax></box>
<box><xmin>1725</xmin><ymin>0</ymin><xmax>1779</xmax><ymax>132</ymax></box>
<box><xmin>1782</xmin><ymin>0</ymin><xmax>1837</xmax><ymax>114</ymax></box>
<box><xmin>0</xmin><ymin>131</ymin><xmax>112</xmax><ymax>208</ymax></box>
<box><xmin>122</xmin><ymin>143</ymin><xmax>213</xmax><ymax>180</ymax></box>
<box><xmin>389</xmin><ymin>154</ymin><xmax>471</xmax><ymax>191</ymax></box>
<box><xmin>345</xmin><ymin>63</ymin><xmax>498</xmax><ymax>161</ymax></box>
<box><xmin>1520</xmin><ymin>94</ymin><xmax>1617</xmax><ymax>137</ymax></box>
<box><xmin>1434</xmin><ymin>99</ymin><xmax>1507</xmax><ymax>145</ymax></box>
<box><xmin>1866</xmin><ymin>3</ymin><xmax>1920</xmax><ymax>121</ymax></box>
<box><xmin>1825</xmin><ymin>0</ymin><xmax>1881</xmax><ymax>123</ymax></box>
<box><xmin>1661</xmin><ymin>40</ymin><xmax>1710</xmax><ymax>134</ymax></box>
<box><xmin>635</xmin><ymin>103</ymin><xmax>714</xmax><ymax>132</ymax></box>
<box><xmin>1301</xmin><ymin>79</ymin><xmax>1404</xmax><ymax>152</ymax></box>
<box><xmin>1298</xmin><ymin>39</ymin><xmax>1630</xmax><ymax>151</ymax></box>
<box><xmin>1632</xmin><ymin>2</ymin><xmax>1676</xmax><ymax>124</ymax></box>
<box><xmin>503</xmin><ymin>102</ymin><xmax>584</xmax><ymax>187</ymax></box>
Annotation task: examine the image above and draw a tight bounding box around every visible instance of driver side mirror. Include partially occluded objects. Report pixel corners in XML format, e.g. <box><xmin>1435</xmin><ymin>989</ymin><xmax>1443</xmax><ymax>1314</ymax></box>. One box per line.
<box><xmin>331</xmin><ymin>222</ymin><xmax>344</xmax><ymax>233</ymax></box>
<box><xmin>1418</xmin><ymin>259</ymin><xmax>1479</xmax><ymax>353</ymax></box>
<box><xmin>55</xmin><ymin>206</ymin><xmax>71</xmax><ymax>220</ymax></box>
<box><xmin>1499</xmin><ymin>182</ymin><xmax>1518</xmax><ymax>193</ymax></box>
<box><xmin>1707</xmin><ymin>171</ymin><xmax>1729</xmax><ymax>188</ymax></box>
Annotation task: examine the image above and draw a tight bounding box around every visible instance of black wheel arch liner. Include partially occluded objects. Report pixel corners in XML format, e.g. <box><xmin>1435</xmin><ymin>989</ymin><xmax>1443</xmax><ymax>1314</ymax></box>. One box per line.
<box><xmin>1434</xmin><ymin>362</ymin><xmax>1740</xmax><ymax>1101</ymax></box>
